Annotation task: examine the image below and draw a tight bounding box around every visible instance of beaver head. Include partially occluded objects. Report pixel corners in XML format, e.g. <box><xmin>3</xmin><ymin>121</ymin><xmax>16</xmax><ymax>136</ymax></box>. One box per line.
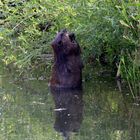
<box><xmin>51</xmin><ymin>29</ymin><xmax>81</xmax><ymax>61</ymax></box>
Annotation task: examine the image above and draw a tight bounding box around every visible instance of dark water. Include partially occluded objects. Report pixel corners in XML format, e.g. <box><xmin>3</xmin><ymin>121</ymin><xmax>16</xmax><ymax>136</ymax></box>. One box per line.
<box><xmin>0</xmin><ymin>68</ymin><xmax>140</xmax><ymax>140</ymax></box>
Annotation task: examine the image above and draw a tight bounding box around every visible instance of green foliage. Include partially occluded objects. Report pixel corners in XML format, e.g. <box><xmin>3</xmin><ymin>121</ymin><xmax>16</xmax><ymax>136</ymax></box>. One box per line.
<box><xmin>121</xmin><ymin>50</ymin><xmax>140</xmax><ymax>99</ymax></box>
<box><xmin>0</xmin><ymin>0</ymin><xmax>140</xmax><ymax>96</ymax></box>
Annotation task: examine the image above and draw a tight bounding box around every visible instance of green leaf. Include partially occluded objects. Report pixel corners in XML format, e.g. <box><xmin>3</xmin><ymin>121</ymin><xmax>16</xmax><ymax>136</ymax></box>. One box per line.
<box><xmin>120</xmin><ymin>20</ymin><xmax>130</xmax><ymax>28</ymax></box>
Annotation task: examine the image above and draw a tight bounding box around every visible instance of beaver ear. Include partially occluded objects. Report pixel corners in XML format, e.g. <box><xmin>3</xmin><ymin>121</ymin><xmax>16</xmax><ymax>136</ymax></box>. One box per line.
<box><xmin>69</xmin><ymin>33</ymin><xmax>75</xmax><ymax>42</ymax></box>
<box><xmin>61</xmin><ymin>29</ymin><xmax>67</xmax><ymax>33</ymax></box>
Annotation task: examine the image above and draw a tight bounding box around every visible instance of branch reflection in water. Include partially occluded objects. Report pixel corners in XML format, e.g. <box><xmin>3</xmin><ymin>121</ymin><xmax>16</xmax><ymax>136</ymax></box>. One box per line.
<box><xmin>50</xmin><ymin>87</ymin><xmax>84</xmax><ymax>140</ymax></box>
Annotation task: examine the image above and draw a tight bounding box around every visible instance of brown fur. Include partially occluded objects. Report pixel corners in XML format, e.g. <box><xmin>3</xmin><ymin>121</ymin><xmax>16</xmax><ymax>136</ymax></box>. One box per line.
<box><xmin>49</xmin><ymin>29</ymin><xmax>83</xmax><ymax>89</ymax></box>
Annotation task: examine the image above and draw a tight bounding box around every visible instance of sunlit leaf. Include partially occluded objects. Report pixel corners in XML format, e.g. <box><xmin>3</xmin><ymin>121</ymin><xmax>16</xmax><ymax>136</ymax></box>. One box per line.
<box><xmin>120</xmin><ymin>20</ymin><xmax>130</xmax><ymax>28</ymax></box>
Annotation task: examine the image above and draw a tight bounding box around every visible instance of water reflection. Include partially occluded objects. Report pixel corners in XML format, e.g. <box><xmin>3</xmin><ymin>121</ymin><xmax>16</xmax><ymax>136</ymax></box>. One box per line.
<box><xmin>50</xmin><ymin>88</ymin><xmax>83</xmax><ymax>140</ymax></box>
<box><xmin>0</xmin><ymin>66</ymin><xmax>140</xmax><ymax>140</ymax></box>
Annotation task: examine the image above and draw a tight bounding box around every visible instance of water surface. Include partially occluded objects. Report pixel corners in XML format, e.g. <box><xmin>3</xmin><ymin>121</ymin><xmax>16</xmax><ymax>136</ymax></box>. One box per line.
<box><xmin>0</xmin><ymin>67</ymin><xmax>140</xmax><ymax>140</ymax></box>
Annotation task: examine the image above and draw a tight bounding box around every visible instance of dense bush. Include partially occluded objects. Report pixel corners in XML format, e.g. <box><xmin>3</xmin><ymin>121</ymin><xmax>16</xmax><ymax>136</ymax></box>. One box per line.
<box><xmin>0</xmin><ymin>0</ymin><xmax>140</xmax><ymax>97</ymax></box>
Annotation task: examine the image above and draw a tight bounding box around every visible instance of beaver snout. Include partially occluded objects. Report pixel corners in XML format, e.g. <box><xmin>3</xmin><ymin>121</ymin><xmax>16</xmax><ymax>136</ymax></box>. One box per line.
<box><xmin>51</xmin><ymin>32</ymin><xmax>76</xmax><ymax>47</ymax></box>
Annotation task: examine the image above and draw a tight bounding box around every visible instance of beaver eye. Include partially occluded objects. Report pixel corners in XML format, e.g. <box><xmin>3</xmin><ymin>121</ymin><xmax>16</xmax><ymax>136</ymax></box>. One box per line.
<box><xmin>58</xmin><ymin>40</ymin><xmax>62</xmax><ymax>45</ymax></box>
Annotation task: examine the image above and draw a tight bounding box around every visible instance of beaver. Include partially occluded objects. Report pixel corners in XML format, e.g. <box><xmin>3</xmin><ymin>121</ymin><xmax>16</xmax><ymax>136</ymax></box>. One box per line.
<box><xmin>49</xmin><ymin>29</ymin><xmax>83</xmax><ymax>89</ymax></box>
